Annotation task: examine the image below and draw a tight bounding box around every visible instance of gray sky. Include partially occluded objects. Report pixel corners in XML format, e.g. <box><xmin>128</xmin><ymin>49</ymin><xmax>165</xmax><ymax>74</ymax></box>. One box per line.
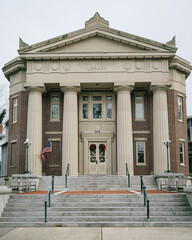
<box><xmin>0</xmin><ymin>0</ymin><xmax>192</xmax><ymax>115</ymax></box>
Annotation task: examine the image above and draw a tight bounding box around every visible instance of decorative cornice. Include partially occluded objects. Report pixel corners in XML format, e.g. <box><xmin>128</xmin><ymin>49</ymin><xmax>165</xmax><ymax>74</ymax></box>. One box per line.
<box><xmin>2</xmin><ymin>57</ymin><xmax>26</xmax><ymax>81</ymax></box>
<box><xmin>20</xmin><ymin>51</ymin><xmax>175</xmax><ymax>60</ymax></box>
<box><xmin>169</xmin><ymin>55</ymin><xmax>192</xmax><ymax>78</ymax></box>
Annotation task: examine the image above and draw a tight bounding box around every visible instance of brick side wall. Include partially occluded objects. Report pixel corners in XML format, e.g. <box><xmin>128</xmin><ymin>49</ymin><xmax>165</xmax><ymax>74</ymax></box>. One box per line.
<box><xmin>131</xmin><ymin>92</ymin><xmax>153</xmax><ymax>175</ymax></box>
<box><xmin>7</xmin><ymin>91</ymin><xmax>28</xmax><ymax>176</ymax></box>
<box><xmin>168</xmin><ymin>89</ymin><xmax>189</xmax><ymax>175</ymax></box>
<box><xmin>42</xmin><ymin>92</ymin><xmax>63</xmax><ymax>176</ymax></box>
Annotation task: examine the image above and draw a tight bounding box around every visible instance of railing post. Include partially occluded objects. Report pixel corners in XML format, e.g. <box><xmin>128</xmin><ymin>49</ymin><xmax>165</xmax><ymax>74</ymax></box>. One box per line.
<box><xmin>67</xmin><ymin>163</ymin><xmax>69</xmax><ymax>176</ymax></box>
<box><xmin>128</xmin><ymin>173</ymin><xmax>130</xmax><ymax>188</ymax></box>
<box><xmin>48</xmin><ymin>190</ymin><xmax>51</xmax><ymax>207</ymax></box>
<box><xmin>126</xmin><ymin>163</ymin><xmax>128</xmax><ymax>176</ymax></box>
<box><xmin>143</xmin><ymin>186</ymin><xmax>146</xmax><ymax>206</ymax></box>
<box><xmin>140</xmin><ymin>176</ymin><xmax>143</xmax><ymax>194</ymax></box>
<box><xmin>65</xmin><ymin>173</ymin><xmax>67</xmax><ymax>188</ymax></box>
<box><xmin>147</xmin><ymin>199</ymin><xmax>150</xmax><ymax>221</ymax></box>
<box><xmin>52</xmin><ymin>173</ymin><xmax>54</xmax><ymax>194</ymax></box>
<box><xmin>44</xmin><ymin>200</ymin><xmax>47</xmax><ymax>222</ymax></box>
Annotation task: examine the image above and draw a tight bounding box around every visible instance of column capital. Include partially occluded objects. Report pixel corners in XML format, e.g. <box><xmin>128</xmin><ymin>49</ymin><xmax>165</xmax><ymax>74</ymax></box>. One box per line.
<box><xmin>61</xmin><ymin>86</ymin><xmax>80</xmax><ymax>93</ymax></box>
<box><xmin>114</xmin><ymin>85</ymin><xmax>134</xmax><ymax>93</ymax></box>
<box><xmin>25</xmin><ymin>86</ymin><xmax>46</xmax><ymax>94</ymax></box>
<box><xmin>150</xmin><ymin>85</ymin><xmax>170</xmax><ymax>93</ymax></box>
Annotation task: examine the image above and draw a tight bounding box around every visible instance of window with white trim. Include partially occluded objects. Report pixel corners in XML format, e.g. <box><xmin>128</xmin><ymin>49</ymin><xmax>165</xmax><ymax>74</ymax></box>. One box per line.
<box><xmin>13</xmin><ymin>97</ymin><xmax>18</xmax><ymax>123</ymax></box>
<box><xmin>178</xmin><ymin>96</ymin><xmax>183</xmax><ymax>121</ymax></box>
<box><xmin>179</xmin><ymin>141</ymin><xmax>185</xmax><ymax>165</ymax></box>
<box><xmin>51</xmin><ymin>95</ymin><xmax>60</xmax><ymax>120</ymax></box>
<box><xmin>93</xmin><ymin>96</ymin><xmax>102</xmax><ymax>119</ymax></box>
<box><xmin>136</xmin><ymin>141</ymin><xmax>146</xmax><ymax>165</ymax></box>
<box><xmin>135</xmin><ymin>95</ymin><xmax>144</xmax><ymax>120</ymax></box>
<box><xmin>80</xmin><ymin>93</ymin><xmax>115</xmax><ymax>121</ymax></box>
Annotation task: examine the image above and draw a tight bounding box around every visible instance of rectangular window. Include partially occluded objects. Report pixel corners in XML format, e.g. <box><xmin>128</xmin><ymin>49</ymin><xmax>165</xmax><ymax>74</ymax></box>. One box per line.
<box><xmin>136</xmin><ymin>141</ymin><xmax>145</xmax><ymax>165</ymax></box>
<box><xmin>93</xmin><ymin>104</ymin><xmax>102</xmax><ymax>119</ymax></box>
<box><xmin>83</xmin><ymin>104</ymin><xmax>88</xmax><ymax>119</ymax></box>
<box><xmin>93</xmin><ymin>96</ymin><xmax>102</xmax><ymax>101</ymax></box>
<box><xmin>179</xmin><ymin>142</ymin><xmax>184</xmax><ymax>165</ymax></box>
<box><xmin>107</xmin><ymin>96</ymin><xmax>112</xmax><ymax>119</ymax></box>
<box><xmin>51</xmin><ymin>96</ymin><xmax>59</xmax><ymax>120</ymax></box>
<box><xmin>13</xmin><ymin>97</ymin><xmax>18</xmax><ymax>123</ymax></box>
<box><xmin>107</xmin><ymin>103</ymin><xmax>112</xmax><ymax>119</ymax></box>
<box><xmin>178</xmin><ymin>96</ymin><xmax>183</xmax><ymax>121</ymax></box>
<box><xmin>83</xmin><ymin>96</ymin><xmax>88</xmax><ymax>101</ymax></box>
<box><xmin>135</xmin><ymin>95</ymin><xmax>144</xmax><ymax>120</ymax></box>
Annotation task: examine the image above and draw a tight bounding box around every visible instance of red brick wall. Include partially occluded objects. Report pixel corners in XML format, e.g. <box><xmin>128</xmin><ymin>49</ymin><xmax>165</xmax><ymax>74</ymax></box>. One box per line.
<box><xmin>42</xmin><ymin>92</ymin><xmax>63</xmax><ymax>176</ymax></box>
<box><xmin>7</xmin><ymin>91</ymin><xmax>28</xmax><ymax>176</ymax></box>
<box><xmin>168</xmin><ymin>89</ymin><xmax>189</xmax><ymax>175</ymax></box>
<box><xmin>131</xmin><ymin>92</ymin><xmax>153</xmax><ymax>175</ymax></box>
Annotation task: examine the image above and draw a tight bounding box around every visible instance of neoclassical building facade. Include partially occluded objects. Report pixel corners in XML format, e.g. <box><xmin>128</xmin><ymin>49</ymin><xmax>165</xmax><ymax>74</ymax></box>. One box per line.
<box><xmin>3</xmin><ymin>13</ymin><xmax>192</xmax><ymax>176</ymax></box>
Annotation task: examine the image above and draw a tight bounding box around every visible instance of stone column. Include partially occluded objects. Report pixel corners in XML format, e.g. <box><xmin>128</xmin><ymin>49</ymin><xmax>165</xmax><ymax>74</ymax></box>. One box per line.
<box><xmin>151</xmin><ymin>86</ymin><xmax>170</xmax><ymax>174</ymax></box>
<box><xmin>26</xmin><ymin>87</ymin><xmax>45</xmax><ymax>176</ymax></box>
<box><xmin>115</xmin><ymin>86</ymin><xmax>134</xmax><ymax>175</ymax></box>
<box><xmin>61</xmin><ymin>87</ymin><xmax>79</xmax><ymax>176</ymax></box>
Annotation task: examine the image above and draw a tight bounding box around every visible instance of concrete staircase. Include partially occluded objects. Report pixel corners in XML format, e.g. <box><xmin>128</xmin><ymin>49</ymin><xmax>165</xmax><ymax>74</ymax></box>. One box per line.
<box><xmin>0</xmin><ymin>192</ymin><xmax>192</xmax><ymax>227</ymax></box>
<box><xmin>68</xmin><ymin>175</ymin><xmax>158</xmax><ymax>191</ymax></box>
<box><xmin>37</xmin><ymin>175</ymin><xmax>158</xmax><ymax>191</ymax></box>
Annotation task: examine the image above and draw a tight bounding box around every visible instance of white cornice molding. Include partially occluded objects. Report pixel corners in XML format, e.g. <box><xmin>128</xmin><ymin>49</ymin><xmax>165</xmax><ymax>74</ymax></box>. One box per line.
<box><xmin>169</xmin><ymin>55</ymin><xmax>192</xmax><ymax>78</ymax></box>
<box><xmin>19</xmin><ymin>51</ymin><xmax>175</xmax><ymax>60</ymax></box>
<box><xmin>2</xmin><ymin>57</ymin><xmax>26</xmax><ymax>80</ymax></box>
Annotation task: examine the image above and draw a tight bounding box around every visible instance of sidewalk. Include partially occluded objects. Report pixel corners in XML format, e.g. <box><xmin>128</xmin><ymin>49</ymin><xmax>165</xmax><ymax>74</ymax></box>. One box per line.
<box><xmin>0</xmin><ymin>227</ymin><xmax>192</xmax><ymax>240</ymax></box>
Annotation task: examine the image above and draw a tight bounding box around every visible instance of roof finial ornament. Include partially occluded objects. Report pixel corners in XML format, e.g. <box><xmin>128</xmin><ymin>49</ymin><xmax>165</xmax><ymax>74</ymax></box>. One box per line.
<box><xmin>19</xmin><ymin>38</ymin><xmax>29</xmax><ymax>49</ymax></box>
<box><xmin>166</xmin><ymin>36</ymin><xmax>176</xmax><ymax>47</ymax></box>
<box><xmin>85</xmin><ymin>12</ymin><xmax>109</xmax><ymax>28</ymax></box>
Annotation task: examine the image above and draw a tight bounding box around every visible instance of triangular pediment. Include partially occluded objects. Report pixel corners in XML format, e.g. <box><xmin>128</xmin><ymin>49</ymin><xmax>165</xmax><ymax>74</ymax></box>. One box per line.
<box><xmin>18</xmin><ymin>20</ymin><xmax>177</xmax><ymax>57</ymax></box>
<box><xmin>47</xmin><ymin>35</ymin><xmax>149</xmax><ymax>53</ymax></box>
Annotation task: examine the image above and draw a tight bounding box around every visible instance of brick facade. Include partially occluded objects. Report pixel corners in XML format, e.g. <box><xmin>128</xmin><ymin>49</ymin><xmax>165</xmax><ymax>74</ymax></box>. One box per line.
<box><xmin>168</xmin><ymin>89</ymin><xmax>189</xmax><ymax>175</ymax></box>
<box><xmin>7</xmin><ymin>91</ymin><xmax>28</xmax><ymax>176</ymax></box>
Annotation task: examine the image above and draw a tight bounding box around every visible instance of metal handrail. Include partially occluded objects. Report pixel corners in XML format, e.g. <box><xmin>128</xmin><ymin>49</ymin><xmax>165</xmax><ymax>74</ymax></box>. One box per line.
<box><xmin>126</xmin><ymin>163</ymin><xmax>131</xmax><ymax>188</ymax></box>
<box><xmin>140</xmin><ymin>176</ymin><xmax>150</xmax><ymax>221</ymax></box>
<box><xmin>65</xmin><ymin>163</ymin><xmax>69</xmax><ymax>188</ymax></box>
<box><xmin>44</xmin><ymin>174</ymin><xmax>55</xmax><ymax>223</ymax></box>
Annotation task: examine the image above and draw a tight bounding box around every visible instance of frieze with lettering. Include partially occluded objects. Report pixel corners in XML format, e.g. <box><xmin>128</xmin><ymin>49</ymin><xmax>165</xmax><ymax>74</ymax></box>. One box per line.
<box><xmin>27</xmin><ymin>60</ymin><xmax>168</xmax><ymax>73</ymax></box>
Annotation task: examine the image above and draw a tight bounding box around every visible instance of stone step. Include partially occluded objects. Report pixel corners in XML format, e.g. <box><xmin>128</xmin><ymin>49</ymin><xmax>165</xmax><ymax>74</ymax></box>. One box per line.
<box><xmin>3</xmin><ymin>210</ymin><xmax>192</xmax><ymax>217</ymax></box>
<box><xmin>1</xmin><ymin>215</ymin><xmax>192</xmax><ymax>223</ymax></box>
<box><xmin>1</xmin><ymin>221</ymin><xmax>192</xmax><ymax>228</ymax></box>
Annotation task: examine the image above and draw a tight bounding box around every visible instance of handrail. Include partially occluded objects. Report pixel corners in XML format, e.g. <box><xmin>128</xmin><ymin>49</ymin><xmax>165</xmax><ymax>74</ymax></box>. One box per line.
<box><xmin>125</xmin><ymin>163</ymin><xmax>130</xmax><ymax>188</ymax></box>
<box><xmin>65</xmin><ymin>163</ymin><xmax>69</xmax><ymax>188</ymax></box>
<box><xmin>140</xmin><ymin>176</ymin><xmax>150</xmax><ymax>221</ymax></box>
<box><xmin>44</xmin><ymin>174</ymin><xmax>55</xmax><ymax>223</ymax></box>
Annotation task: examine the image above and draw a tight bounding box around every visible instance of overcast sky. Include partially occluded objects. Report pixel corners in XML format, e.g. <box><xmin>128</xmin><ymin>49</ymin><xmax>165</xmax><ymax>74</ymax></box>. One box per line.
<box><xmin>0</xmin><ymin>0</ymin><xmax>192</xmax><ymax>115</ymax></box>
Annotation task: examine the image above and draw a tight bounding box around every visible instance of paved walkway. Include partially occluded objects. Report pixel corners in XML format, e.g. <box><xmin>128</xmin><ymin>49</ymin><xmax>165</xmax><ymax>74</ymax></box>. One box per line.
<box><xmin>0</xmin><ymin>227</ymin><xmax>192</xmax><ymax>240</ymax></box>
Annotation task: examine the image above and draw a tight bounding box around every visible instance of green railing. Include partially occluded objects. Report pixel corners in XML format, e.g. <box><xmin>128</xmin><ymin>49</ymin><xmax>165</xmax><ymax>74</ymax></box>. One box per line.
<box><xmin>140</xmin><ymin>176</ymin><xmax>150</xmax><ymax>221</ymax></box>
<box><xmin>125</xmin><ymin>163</ymin><xmax>130</xmax><ymax>188</ymax></box>
<box><xmin>44</xmin><ymin>174</ymin><xmax>55</xmax><ymax>223</ymax></box>
<box><xmin>65</xmin><ymin>163</ymin><xmax>69</xmax><ymax>188</ymax></box>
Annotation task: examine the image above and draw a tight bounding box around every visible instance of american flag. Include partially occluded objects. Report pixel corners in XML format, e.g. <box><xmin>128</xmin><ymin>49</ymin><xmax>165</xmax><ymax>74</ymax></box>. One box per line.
<box><xmin>41</xmin><ymin>142</ymin><xmax>52</xmax><ymax>161</ymax></box>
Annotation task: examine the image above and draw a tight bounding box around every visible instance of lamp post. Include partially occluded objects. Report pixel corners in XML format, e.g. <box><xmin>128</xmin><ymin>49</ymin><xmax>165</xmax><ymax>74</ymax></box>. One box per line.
<box><xmin>164</xmin><ymin>138</ymin><xmax>171</xmax><ymax>173</ymax></box>
<box><xmin>24</xmin><ymin>139</ymin><xmax>31</xmax><ymax>174</ymax></box>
